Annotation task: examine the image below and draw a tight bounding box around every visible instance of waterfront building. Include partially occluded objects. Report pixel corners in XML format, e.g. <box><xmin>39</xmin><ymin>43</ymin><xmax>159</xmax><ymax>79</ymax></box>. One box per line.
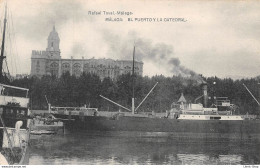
<box><xmin>30</xmin><ymin>26</ymin><xmax>143</xmax><ymax>80</ymax></box>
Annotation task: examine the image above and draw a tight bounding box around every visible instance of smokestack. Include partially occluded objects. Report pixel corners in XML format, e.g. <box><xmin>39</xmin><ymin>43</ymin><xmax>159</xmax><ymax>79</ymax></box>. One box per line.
<box><xmin>202</xmin><ymin>83</ymin><xmax>208</xmax><ymax>107</ymax></box>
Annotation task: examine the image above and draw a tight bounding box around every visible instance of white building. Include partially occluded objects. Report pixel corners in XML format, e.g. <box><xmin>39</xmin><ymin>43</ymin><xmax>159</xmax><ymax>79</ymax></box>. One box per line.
<box><xmin>31</xmin><ymin>26</ymin><xmax>143</xmax><ymax>80</ymax></box>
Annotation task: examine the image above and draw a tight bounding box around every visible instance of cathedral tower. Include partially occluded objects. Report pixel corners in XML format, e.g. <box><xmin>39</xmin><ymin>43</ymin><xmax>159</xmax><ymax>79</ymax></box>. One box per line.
<box><xmin>46</xmin><ymin>25</ymin><xmax>61</xmax><ymax>59</ymax></box>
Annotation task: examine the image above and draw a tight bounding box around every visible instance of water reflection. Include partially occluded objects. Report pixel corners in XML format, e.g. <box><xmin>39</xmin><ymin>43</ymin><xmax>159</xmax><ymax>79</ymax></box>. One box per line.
<box><xmin>28</xmin><ymin>131</ymin><xmax>260</xmax><ymax>165</ymax></box>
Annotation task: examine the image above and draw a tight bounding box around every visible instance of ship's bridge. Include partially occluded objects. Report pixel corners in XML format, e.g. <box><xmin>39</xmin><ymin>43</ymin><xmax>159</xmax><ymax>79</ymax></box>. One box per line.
<box><xmin>0</xmin><ymin>84</ymin><xmax>29</xmax><ymax>108</ymax></box>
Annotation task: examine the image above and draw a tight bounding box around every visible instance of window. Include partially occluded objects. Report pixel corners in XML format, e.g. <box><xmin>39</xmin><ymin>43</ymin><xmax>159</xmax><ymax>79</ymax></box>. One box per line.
<box><xmin>50</xmin><ymin>62</ymin><xmax>59</xmax><ymax>76</ymax></box>
<box><xmin>17</xmin><ymin>109</ymin><xmax>24</xmax><ymax>118</ymax></box>
<box><xmin>21</xmin><ymin>110</ymin><xmax>25</xmax><ymax>115</ymax></box>
<box><xmin>62</xmin><ymin>63</ymin><xmax>70</xmax><ymax>74</ymax></box>
<box><xmin>83</xmin><ymin>63</ymin><xmax>90</xmax><ymax>73</ymax></box>
<box><xmin>6</xmin><ymin>108</ymin><xmax>15</xmax><ymax>118</ymax></box>
<box><xmin>73</xmin><ymin>63</ymin><xmax>81</xmax><ymax>77</ymax></box>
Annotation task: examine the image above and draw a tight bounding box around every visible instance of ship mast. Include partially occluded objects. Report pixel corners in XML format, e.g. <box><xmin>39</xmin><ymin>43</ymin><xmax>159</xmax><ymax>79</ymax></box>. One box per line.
<box><xmin>132</xmin><ymin>46</ymin><xmax>135</xmax><ymax>114</ymax></box>
<box><xmin>100</xmin><ymin>45</ymin><xmax>158</xmax><ymax>113</ymax></box>
<box><xmin>0</xmin><ymin>3</ymin><xmax>7</xmax><ymax>82</ymax></box>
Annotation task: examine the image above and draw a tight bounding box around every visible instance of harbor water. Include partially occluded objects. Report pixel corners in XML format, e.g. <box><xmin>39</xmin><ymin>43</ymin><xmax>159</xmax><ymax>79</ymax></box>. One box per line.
<box><xmin>28</xmin><ymin>130</ymin><xmax>260</xmax><ymax>165</ymax></box>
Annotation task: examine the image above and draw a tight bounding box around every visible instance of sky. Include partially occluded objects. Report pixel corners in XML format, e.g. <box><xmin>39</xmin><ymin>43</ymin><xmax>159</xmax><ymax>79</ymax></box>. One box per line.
<box><xmin>0</xmin><ymin>0</ymin><xmax>260</xmax><ymax>79</ymax></box>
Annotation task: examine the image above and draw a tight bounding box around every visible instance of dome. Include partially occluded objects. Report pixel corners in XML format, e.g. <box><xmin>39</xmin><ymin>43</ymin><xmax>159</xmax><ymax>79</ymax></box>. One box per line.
<box><xmin>48</xmin><ymin>26</ymin><xmax>60</xmax><ymax>40</ymax></box>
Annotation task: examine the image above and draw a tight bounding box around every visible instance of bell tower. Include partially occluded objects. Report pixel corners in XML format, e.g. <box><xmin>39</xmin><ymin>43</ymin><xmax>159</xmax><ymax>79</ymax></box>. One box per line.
<box><xmin>46</xmin><ymin>25</ymin><xmax>61</xmax><ymax>59</ymax></box>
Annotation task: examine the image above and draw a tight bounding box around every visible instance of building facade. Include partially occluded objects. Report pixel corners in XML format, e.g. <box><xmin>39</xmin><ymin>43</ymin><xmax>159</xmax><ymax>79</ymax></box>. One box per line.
<box><xmin>31</xmin><ymin>26</ymin><xmax>143</xmax><ymax>80</ymax></box>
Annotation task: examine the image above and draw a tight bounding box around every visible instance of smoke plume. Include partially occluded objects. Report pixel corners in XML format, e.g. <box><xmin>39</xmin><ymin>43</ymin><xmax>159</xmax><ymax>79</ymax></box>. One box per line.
<box><xmin>103</xmin><ymin>30</ymin><xmax>204</xmax><ymax>84</ymax></box>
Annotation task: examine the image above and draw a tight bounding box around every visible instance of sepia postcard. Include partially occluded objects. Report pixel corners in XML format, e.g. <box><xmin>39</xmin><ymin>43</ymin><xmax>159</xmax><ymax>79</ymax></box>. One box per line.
<box><xmin>0</xmin><ymin>0</ymin><xmax>259</xmax><ymax>167</ymax></box>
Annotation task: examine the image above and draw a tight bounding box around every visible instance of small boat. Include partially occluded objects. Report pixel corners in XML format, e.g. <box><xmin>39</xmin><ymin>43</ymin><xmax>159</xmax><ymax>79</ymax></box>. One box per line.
<box><xmin>0</xmin><ymin>3</ymin><xmax>32</xmax><ymax>165</ymax></box>
<box><xmin>31</xmin><ymin>114</ymin><xmax>65</xmax><ymax>135</ymax></box>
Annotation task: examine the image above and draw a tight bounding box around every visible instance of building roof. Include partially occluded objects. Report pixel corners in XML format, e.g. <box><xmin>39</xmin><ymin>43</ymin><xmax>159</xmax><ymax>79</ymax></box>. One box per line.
<box><xmin>177</xmin><ymin>93</ymin><xmax>187</xmax><ymax>103</ymax></box>
<box><xmin>48</xmin><ymin>25</ymin><xmax>60</xmax><ymax>40</ymax></box>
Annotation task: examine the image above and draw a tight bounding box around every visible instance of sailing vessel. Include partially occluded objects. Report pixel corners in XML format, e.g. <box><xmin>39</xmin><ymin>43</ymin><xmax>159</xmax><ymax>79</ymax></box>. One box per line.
<box><xmin>51</xmin><ymin>46</ymin><xmax>260</xmax><ymax>140</ymax></box>
<box><xmin>0</xmin><ymin>3</ymin><xmax>32</xmax><ymax>165</ymax></box>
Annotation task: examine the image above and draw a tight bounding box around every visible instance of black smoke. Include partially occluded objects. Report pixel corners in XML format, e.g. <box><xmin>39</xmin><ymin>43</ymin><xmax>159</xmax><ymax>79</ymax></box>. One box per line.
<box><xmin>103</xmin><ymin>30</ymin><xmax>204</xmax><ymax>83</ymax></box>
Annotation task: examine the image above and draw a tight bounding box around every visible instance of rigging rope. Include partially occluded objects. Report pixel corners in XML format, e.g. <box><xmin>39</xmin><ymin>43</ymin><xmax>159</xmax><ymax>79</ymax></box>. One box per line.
<box><xmin>0</xmin><ymin>4</ymin><xmax>20</xmax><ymax>77</ymax></box>
<box><xmin>10</xmin><ymin>9</ymin><xmax>19</xmax><ymax>74</ymax></box>
<box><xmin>6</xmin><ymin>6</ymin><xmax>14</xmax><ymax>76</ymax></box>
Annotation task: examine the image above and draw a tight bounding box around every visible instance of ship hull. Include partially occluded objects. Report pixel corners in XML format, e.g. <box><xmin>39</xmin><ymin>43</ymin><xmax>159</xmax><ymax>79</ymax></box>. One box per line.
<box><xmin>0</xmin><ymin>126</ymin><xmax>31</xmax><ymax>165</ymax></box>
<box><xmin>55</xmin><ymin>114</ymin><xmax>260</xmax><ymax>140</ymax></box>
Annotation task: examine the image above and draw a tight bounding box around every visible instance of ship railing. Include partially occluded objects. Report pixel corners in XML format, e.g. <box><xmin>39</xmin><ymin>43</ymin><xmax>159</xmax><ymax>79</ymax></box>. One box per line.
<box><xmin>50</xmin><ymin>106</ymin><xmax>98</xmax><ymax>112</ymax></box>
<box><xmin>0</xmin><ymin>83</ymin><xmax>29</xmax><ymax>108</ymax></box>
<box><xmin>0</xmin><ymin>83</ymin><xmax>29</xmax><ymax>98</ymax></box>
<box><xmin>242</xmin><ymin>114</ymin><xmax>258</xmax><ymax>120</ymax></box>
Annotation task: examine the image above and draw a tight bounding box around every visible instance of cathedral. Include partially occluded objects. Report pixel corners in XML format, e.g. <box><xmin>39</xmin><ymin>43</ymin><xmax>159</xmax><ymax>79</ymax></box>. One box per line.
<box><xmin>30</xmin><ymin>26</ymin><xmax>143</xmax><ymax>80</ymax></box>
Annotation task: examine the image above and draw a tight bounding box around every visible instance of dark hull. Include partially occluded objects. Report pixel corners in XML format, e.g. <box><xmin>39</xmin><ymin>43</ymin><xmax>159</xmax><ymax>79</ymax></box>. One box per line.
<box><xmin>54</xmin><ymin>114</ymin><xmax>260</xmax><ymax>140</ymax></box>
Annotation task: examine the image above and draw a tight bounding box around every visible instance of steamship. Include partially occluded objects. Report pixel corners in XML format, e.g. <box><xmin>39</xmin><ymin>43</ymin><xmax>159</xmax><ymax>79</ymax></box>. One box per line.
<box><xmin>50</xmin><ymin>46</ymin><xmax>260</xmax><ymax>140</ymax></box>
<box><xmin>51</xmin><ymin>85</ymin><xmax>260</xmax><ymax>140</ymax></box>
<box><xmin>0</xmin><ymin>3</ymin><xmax>32</xmax><ymax>165</ymax></box>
